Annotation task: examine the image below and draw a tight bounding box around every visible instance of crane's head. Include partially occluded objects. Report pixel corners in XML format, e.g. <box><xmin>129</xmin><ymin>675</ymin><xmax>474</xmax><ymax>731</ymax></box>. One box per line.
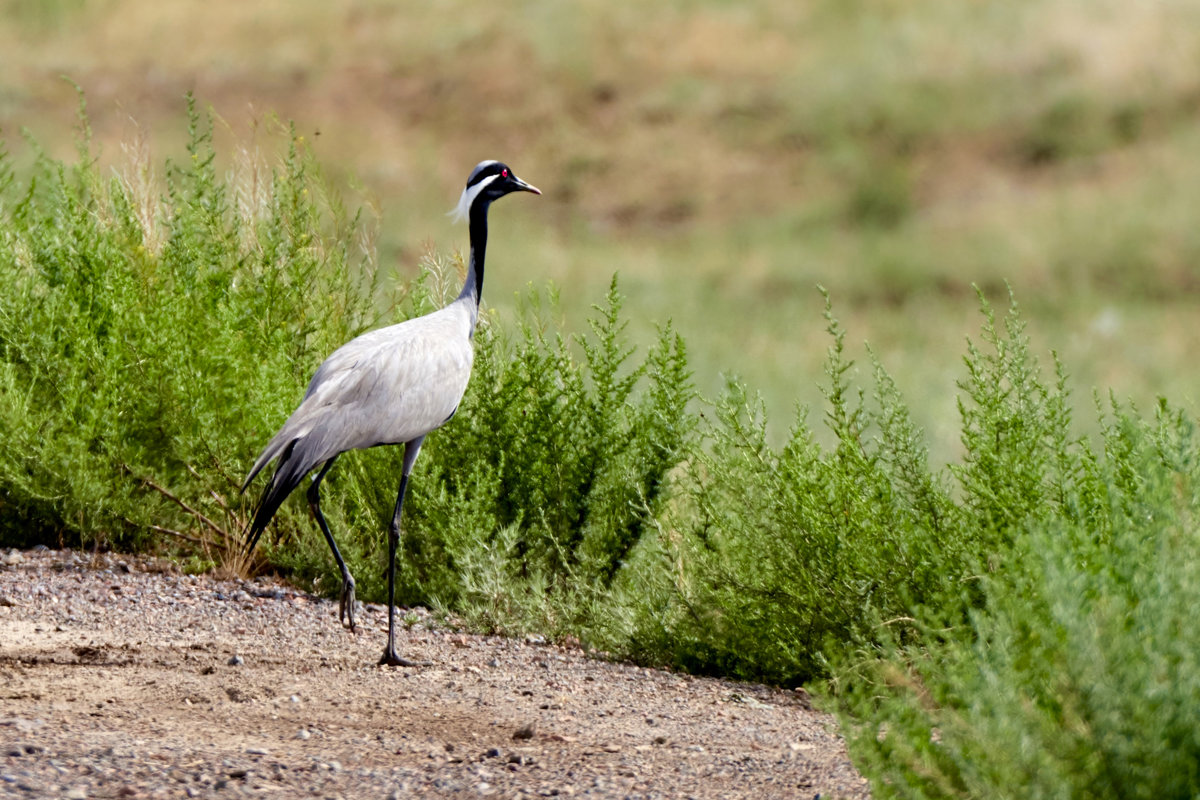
<box><xmin>449</xmin><ymin>161</ymin><xmax>540</xmax><ymax>223</ymax></box>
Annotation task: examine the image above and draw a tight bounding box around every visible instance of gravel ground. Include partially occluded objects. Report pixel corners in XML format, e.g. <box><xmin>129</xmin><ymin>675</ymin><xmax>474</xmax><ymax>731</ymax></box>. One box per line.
<box><xmin>0</xmin><ymin>547</ymin><xmax>869</xmax><ymax>799</ymax></box>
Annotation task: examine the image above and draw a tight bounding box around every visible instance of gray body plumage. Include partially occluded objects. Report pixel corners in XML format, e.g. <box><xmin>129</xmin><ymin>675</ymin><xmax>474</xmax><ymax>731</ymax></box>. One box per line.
<box><xmin>241</xmin><ymin>160</ymin><xmax>539</xmax><ymax>666</ymax></box>
<box><xmin>244</xmin><ymin>296</ymin><xmax>475</xmax><ymax>489</ymax></box>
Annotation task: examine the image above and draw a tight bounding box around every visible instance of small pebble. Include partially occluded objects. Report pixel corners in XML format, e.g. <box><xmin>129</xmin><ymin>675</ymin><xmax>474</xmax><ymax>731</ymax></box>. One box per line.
<box><xmin>228</xmin><ymin>655</ymin><xmax>244</xmax><ymax>666</ymax></box>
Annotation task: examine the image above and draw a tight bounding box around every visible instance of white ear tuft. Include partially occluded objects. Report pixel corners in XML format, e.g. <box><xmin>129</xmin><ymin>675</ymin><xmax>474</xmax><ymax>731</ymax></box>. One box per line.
<box><xmin>447</xmin><ymin>186</ymin><xmax>472</xmax><ymax>224</ymax></box>
<box><xmin>446</xmin><ymin>173</ymin><xmax>500</xmax><ymax>224</ymax></box>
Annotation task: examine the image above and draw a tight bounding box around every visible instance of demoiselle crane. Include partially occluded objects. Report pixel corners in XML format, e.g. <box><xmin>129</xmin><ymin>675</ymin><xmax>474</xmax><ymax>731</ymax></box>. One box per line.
<box><xmin>242</xmin><ymin>161</ymin><xmax>540</xmax><ymax>666</ymax></box>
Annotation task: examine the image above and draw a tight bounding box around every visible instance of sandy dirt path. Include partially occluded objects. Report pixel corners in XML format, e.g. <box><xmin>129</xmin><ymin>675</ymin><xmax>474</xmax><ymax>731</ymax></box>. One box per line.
<box><xmin>0</xmin><ymin>547</ymin><xmax>868</xmax><ymax>799</ymax></box>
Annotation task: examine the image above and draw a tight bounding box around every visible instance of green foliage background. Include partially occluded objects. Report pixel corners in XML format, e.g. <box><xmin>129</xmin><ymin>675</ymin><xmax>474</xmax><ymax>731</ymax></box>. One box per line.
<box><xmin>2</xmin><ymin>104</ymin><xmax>1199</xmax><ymax>798</ymax></box>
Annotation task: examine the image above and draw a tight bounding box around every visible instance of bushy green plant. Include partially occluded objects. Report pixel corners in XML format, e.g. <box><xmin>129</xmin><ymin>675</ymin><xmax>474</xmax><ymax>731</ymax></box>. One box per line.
<box><xmin>0</xmin><ymin>95</ymin><xmax>391</xmax><ymax>558</ymax></box>
<box><xmin>0</xmin><ymin>97</ymin><xmax>698</xmax><ymax>637</ymax></box>
<box><xmin>606</xmin><ymin>296</ymin><xmax>958</xmax><ymax>685</ymax></box>
<box><xmin>608</xmin><ymin>289</ymin><xmax>1144</xmax><ymax>693</ymax></box>
<box><xmin>818</xmin><ymin>293</ymin><xmax>1200</xmax><ymax>798</ymax></box>
<box><xmin>836</xmin><ymin>400</ymin><xmax>1200</xmax><ymax>799</ymax></box>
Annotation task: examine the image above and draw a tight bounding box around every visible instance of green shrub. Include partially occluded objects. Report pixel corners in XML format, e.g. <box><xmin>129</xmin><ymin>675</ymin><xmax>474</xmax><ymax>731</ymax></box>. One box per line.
<box><xmin>0</xmin><ymin>96</ymin><xmax>389</xmax><ymax>557</ymax></box>
<box><xmin>836</xmin><ymin>400</ymin><xmax>1200</xmax><ymax>799</ymax></box>
<box><xmin>610</xmin><ymin>290</ymin><xmax>1123</xmax><ymax>693</ymax></box>
<box><xmin>601</xmin><ymin>295</ymin><xmax>960</xmax><ymax>685</ymax></box>
<box><xmin>0</xmin><ymin>98</ymin><xmax>698</xmax><ymax>642</ymax></box>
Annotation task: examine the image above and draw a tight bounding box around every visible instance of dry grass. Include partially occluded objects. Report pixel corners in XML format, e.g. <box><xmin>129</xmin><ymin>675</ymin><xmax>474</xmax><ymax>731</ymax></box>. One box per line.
<box><xmin>7</xmin><ymin>0</ymin><xmax>1192</xmax><ymax>226</ymax></box>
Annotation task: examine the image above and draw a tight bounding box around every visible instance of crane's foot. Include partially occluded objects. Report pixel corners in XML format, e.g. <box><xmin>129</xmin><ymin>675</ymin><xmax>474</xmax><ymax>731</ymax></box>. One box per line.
<box><xmin>378</xmin><ymin>648</ymin><xmax>430</xmax><ymax>668</ymax></box>
<box><xmin>339</xmin><ymin>578</ymin><xmax>358</xmax><ymax>632</ymax></box>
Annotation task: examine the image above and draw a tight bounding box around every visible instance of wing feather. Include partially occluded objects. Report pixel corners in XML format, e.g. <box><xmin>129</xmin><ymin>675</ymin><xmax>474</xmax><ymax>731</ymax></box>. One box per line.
<box><xmin>242</xmin><ymin>299</ymin><xmax>474</xmax><ymax>492</ymax></box>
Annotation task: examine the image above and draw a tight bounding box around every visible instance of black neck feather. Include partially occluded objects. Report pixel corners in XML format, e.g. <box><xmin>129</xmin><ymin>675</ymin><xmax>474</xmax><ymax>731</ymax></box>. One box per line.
<box><xmin>459</xmin><ymin>200</ymin><xmax>490</xmax><ymax>307</ymax></box>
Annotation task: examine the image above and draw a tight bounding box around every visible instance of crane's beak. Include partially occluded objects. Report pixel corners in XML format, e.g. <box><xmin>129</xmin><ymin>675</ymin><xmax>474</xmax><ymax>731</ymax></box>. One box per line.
<box><xmin>510</xmin><ymin>175</ymin><xmax>541</xmax><ymax>195</ymax></box>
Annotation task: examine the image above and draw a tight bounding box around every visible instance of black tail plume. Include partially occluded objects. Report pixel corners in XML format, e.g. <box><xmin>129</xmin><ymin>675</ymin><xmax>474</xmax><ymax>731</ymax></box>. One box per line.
<box><xmin>243</xmin><ymin>439</ymin><xmax>311</xmax><ymax>556</ymax></box>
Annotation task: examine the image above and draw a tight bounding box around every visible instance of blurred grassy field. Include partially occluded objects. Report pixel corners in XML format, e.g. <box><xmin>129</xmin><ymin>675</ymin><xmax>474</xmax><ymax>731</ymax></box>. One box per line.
<box><xmin>4</xmin><ymin>0</ymin><xmax>1200</xmax><ymax>459</ymax></box>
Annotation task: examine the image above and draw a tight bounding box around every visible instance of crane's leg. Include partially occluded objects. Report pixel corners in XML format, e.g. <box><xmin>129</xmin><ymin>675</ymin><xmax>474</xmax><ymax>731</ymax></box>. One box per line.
<box><xmin>380</xmin><ymin>436</ymin><xmax>429</xmax><ymax>667</ymax></box>
<box><xmin>306</xmin><ymin>457</ymin><xmax>358</xmax><ymax>632</ymax></box>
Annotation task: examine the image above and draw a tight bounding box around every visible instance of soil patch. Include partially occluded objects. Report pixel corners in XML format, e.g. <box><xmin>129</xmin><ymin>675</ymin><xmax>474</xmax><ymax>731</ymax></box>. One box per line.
<box><xmin>0</xmin><ymin>547</ymin><xmax>868</xmax><ymax>798</ymax></box>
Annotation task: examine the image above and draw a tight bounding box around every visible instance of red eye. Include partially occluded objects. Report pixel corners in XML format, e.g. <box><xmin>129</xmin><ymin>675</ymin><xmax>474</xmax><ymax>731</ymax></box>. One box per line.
<box><xmin>502</xmin><ymin>168</ymin><xmax>509</xmax><ymax>178</ymax></box>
